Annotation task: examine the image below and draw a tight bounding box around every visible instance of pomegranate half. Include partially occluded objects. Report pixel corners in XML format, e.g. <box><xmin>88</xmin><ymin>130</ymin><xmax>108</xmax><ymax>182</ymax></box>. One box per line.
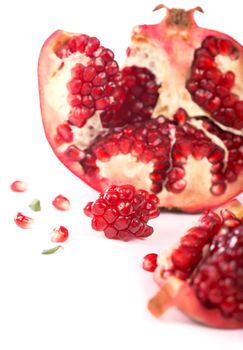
<box><xmin>38</xmin><ymin>6</ymin><xmax>243</xmax><ymax>213</ymax></box>
<box><xmin>148</xmin><ymin>199</ymin><xmax>243</xmax><ymax>328</ymax></box>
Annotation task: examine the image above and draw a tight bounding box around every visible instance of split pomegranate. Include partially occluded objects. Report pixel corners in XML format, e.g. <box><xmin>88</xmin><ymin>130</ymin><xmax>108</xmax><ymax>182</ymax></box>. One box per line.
<box><xmin>84</xmin><ymin>184</ymin><xmax>160</xmax><ymax>241</ymax></box>
<box><xmin>38</xmin><ymin>6</ymin><xmax>243</xmax><ymax>213</ymax></box>
<box><xmin>148</xmin><ymin>199</ymin><xmax>243</xmax><ymax>328</ymax></box>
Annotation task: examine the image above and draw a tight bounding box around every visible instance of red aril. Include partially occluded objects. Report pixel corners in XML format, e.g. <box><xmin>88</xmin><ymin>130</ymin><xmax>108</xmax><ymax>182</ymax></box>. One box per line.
<box><xmin>142</xmin><ymin>253</ymin><xmax>158</xmax><ymax>272</ymax></box>
<box><xmin>10</xmin><ymin>180</ymin><xmax>28</xmax><ymax>192</ymax></box>
<box><xmin>52</xmin><ymin>194</ymin><xmax>71</xmax><ymax>211</ymax></box>
<box><xmin>148</xmin><ymin>199</ymin><xmax>243</xmax><ymax>328</ymax></box>
<box><xmin>14</xmin><ymin>212</ymin><xmax>34</xmax><ymax>229</ymax></box>
<box><xmin>50</xmin><ymin>226</ymin><xmax>69</xmax><ymax>242</ymax></box>
<box><xmin>38</xmin><ymin>6</ymin><xmax>242</xmax><ymax>213</ymax></box>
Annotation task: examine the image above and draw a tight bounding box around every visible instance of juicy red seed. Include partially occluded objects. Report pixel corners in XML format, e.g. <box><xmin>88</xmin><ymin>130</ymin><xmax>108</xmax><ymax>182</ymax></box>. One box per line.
<box><xmin>68</xmin><ymin>106</ymin><xmax>94</xmax><ymax>127</ymax></box>
<box><xmin>52</xmin><ymin>195</ymin><xmax>71</xmax><ymax>211</ymax></box>
<box><xmin>65</xmin><ymin>145</ymin><xmax>84</xmax><ymax>161</ymax></box>
<box><xmin>67</xmin><ymin>79</ymin><xmax>82</xmax><ymax>94</ymax></box>
<box><xmin>51</xmin><ymin>226</ymin><xmax>69</xmax><ymax>243</ymax></box>
<box><xmin>173</xmin><ymin>108</ymin><xmax>188</xmax><ymax>124</ymax></box>
<box><xmin>85</xmin><ymin>37</ymin><xmax>100</xmax><ymax>56</ymax></box>
<box><xmin>210</xmin><ymin>182</ymin><xmax>226</xmax><ymax>195</ymax></box>
<box><xmin>14</xmin><ymin>212</ymin><xmax>34</xmax><ymax>229</ymax></box>
<box><xmin>142</xmin><ymin>253</ymin><xmax>158</xmax><ymax>272</ymax></box>
<box><xmin>192</xmin><ymin>224</ymin><xmax>243</xmax><ymax>320</ymax></box>
<box><xmin>220</xmin><ymin>71</ymin><xmax>235</xmax><ymax>89</ymax></box>
<box><xmin>10</xmin><ymin>180</ymin><xmax>28</xmax><ymax>192</ymax></box>
<box><xmin>82</xmin><ymin>66</ymin><xmax>97</xmax><ymax>82</ymax></box>
<box><xmin>57</xmin><ymin>123</ymin><xmax>73</xmax><ymax>142</ymax></box>
<box><xmin>84</xmin><ymin>184</ymin><xmax>159</xmax><ymax>241</ymax></box>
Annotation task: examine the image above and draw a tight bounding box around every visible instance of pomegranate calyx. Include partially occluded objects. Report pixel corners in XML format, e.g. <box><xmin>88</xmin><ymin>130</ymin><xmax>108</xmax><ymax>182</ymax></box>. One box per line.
<box><xmin>153</xmin><ymin>4</ymin><xmax>203</xmax><ymax>28</ymax></box>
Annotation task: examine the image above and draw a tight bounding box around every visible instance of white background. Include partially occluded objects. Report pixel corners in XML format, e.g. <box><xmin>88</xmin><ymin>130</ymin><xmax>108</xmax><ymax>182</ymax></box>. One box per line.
<box><xmin>0</xmin><ymin>0</ymin><xmax>242</xmax><ymax>349</ymax></box>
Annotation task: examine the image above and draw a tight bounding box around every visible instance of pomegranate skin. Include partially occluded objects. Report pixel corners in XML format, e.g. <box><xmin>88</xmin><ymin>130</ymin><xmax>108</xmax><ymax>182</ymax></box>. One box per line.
<box><xmin>148</xmin><ymin>200</ymin><xmax>243</xmax><ymax>328</ymax></box>
<box><xmin>38</xmin><ymin>9</ymin><xmax>243</xmax><ymax>213</ymax></box>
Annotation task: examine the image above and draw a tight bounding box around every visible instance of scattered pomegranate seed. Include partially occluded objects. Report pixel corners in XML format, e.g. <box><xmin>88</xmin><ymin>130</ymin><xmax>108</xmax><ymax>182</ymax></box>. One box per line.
<box><xmin>10</xmin><ymin>180</ymin><xmax>28</xmax><ymax>192</ymax></box>
<box><xmin>142</xmin><ymin>253</ymin><xmax>158</xmax><ymax>272</ymax></box>
<box><xmin>14</xmin><ymin>212</ymin><xmax>34</xmax><ymax>229</ymax></box>
<box><xmin>50</xmin><ymin>226</ymin><xmax>69</xmax><ymax>242</ymax></box>
<box><xmin>52</xmin><ymin>195</ymin><xmax>71</xmax><ymax>211</ymax></box>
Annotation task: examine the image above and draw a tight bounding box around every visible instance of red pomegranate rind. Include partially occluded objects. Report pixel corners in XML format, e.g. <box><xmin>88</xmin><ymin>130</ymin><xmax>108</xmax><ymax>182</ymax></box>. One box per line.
<box><xmin>149</xmin><ymin>200</ymin><xmax>243</xmax><ymax>328</ymax></box>
<box><xmin>10</xmin><ymin>180</ymin><xmax>28</xmax><ymax>192</ymax></box>
<box><xmin>84</xmin><ymin>184</ymin><xmax>160</xmax><ymax>241</ymax></box>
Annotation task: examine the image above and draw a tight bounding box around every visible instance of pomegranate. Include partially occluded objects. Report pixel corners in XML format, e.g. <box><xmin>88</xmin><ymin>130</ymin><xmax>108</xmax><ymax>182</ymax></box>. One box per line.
<box><xmin>52</xmin><ymin>194</ymin><xmax>71</xmax><ymax>211</ymax></box>
<box><xmin>84</xmin><ymin>184</ymin><xmax>160</xmax><ymax>241</ymax></box>
<box><xmin>38</xmin><ymin>6</ymin><xmax>243</xmax><ymax>213</ymax></box>
<box><xmin>148</xmin><ymin>199</ymin><xmax>243</xmax><ymax>328</ymax></box>
<box><xmin>14</xmin><ymin>212</ymin><xmax>34</xmax><ymax>229</ymax></box>
<box><xmin>10</xmin><ymin>180</ymin><xmax>28</xmax><ymax>192</ymax></box>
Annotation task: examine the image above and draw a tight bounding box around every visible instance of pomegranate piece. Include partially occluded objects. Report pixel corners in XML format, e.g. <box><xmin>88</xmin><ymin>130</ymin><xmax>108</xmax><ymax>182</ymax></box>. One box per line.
<box><xmin>10</xmin><ymin>180</ymin><xmax>28</xmax><ymax>192</ymax></box>
<box><xmin>39</xmin><ymin>6</ymin><xmax>243</xmax><ymax>213</ymax></box>
<box><xmin>148</xmin><ymin>200</ymin><xmax>243</xmax><ymax>328</ymax></box>
<box><xmin>83</xmin><ymin>184</ymin><xmax>160</xmax><ymax>241</ymax></box>
<box><xmin>142</xmin><ymin>253</ymin><xmax>158</xmax><ymax>272</ymax></box>
<box><xmin>50</xmin><ymin>226</ymin><xmax>69</xmax><ymax>242</ymax></box>
<box><xmin>14</xmin><ymin>212</ymin><xmax>34</xmax><ymax>229</ymax></box>
<box><xmin>52</xmin><ymin>194</ymin><xmax>71</xmax><ymax>211</ymax></box>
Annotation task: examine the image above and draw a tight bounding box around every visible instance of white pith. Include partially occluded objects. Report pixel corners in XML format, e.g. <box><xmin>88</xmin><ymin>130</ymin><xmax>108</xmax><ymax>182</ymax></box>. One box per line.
<box><xmin>215</xmin><ymin>55</ymin><xmax>243</xmax><ymax>100</ymax></box>
<box><xmin>125</xmin><ymin>42</ymin><xmax>208</xmax><ymax>119</ymax></box>
<box><xmin>97</xmin><ymin>154</ymin><xmax>154</xmax><ymax>190</ymax></box>
<box><xmin>45</xmin><ymin>52</ymin><xmax>90</xmax><ymax>119</ymax></box>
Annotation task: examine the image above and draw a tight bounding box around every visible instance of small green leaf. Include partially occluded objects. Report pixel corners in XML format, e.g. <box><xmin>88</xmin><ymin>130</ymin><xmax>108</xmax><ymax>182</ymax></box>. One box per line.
<box><xmin>41</xmin><ymin>245</ymin><xmax>63</xmax><ymax>255</ymax></box>
<box><xmin>29</xmin><ymin>198</ymin><xmax>41</xmax><ymax>212</ymax></box>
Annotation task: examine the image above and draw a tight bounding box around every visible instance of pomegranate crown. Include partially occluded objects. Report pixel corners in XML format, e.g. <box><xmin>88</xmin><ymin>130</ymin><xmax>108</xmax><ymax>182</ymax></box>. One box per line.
<box><xmin>153</xmin><ymin>4</ymin><xmax>203</xmax><ymax>28</ymax></box>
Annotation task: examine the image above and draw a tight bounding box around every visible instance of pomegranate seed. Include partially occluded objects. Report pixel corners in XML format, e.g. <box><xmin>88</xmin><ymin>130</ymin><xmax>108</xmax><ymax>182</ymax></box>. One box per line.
<box><xmin>14</xmin><ymin>212</ymin><xmax>34</xmax><ymax>229</ymax></box>
<box><xmin>10</xmin><ymin>180</ymin><xmax>28</xmax><ymax>192</ymax></box>
<box><xmin>50</xmin><ymin>226</ymin><xmax>69</xmax><ymax>242</ymax></box>
<box><xmin>142</xmin><ymin>253</ymin><xmax>158</xmax><ymax>272</ymax></box>
<box><xmin>52</xmin><ymin>195</ymin><xmax>71</xmax><ymax>211</ymax></box>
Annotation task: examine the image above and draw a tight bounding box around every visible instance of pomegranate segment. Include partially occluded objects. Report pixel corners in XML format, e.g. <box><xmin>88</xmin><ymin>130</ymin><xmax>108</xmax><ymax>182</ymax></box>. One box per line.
<box><xmin>148</xmin><ymin>200</ymin><xmax>243</xmax><ymax>328</ymax></box>
<box><xmin>38</xmin><ymin>7</ymin><xmax>243</xmax><ymax>213</ymax></box>
<box><xmin>84</xmin><ymin>184</ymin><xmax>160</xmax><ymax>241</ymax></box>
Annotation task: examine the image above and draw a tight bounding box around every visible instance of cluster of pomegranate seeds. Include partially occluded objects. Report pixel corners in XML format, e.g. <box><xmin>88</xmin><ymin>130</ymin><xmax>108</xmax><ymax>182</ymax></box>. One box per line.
<box><xmin>101</xmin><ymin>66</ymin><xmax>159</xmax><ymax>127</ymax></box>
<box><xmin>14</xmin><ymin>212</ymin><xmax>34</xmax><ymax>229</ymax></box>
<box><xmin>165</xmin><ymin>211</ymin><xmax>222</xmax><ymax>280</ymax></box>
<box><xmin>10</xmin><ymin>180</ymin><xmax>28</xmax><ymax>192</ymax></box>
<box><xmin>52</xmin><ymin>194</ymin><xmax>71</xmax><ymax>211</ymax></box>
<box><xmin>192</xmin><ymin>218</ymin><xmax>243</xmax><ymax>321</ymax></box>
<box><xmin>81</xmin><ymin>110</ymin><xmax>233</xmax><ymax>195</ymax></box>
<box><xmin>187</xmin><ymin>36</ymin><xmax>243</xmax><ymax>129</ymax></box>
<box><xmin>55</xmin><ymin>34</ymin><xmax>125</xmax><ymax>129</ymax></box>
<box><xmin>142</xmin><ymin>253</ymin><xmax>158</xmax><ymax>272</ymax></box>
<box><xmin>200</xmin><ymin>117</ymin><xmax>243</xmax><ymax>183</ymax></box>
<box><xmin>50</xmin><ymin>226</ymin><xmax>69</xmax><ymax>243</ymax></box>
<box><xmin>83</xmin><ymin>184</ymin><xmax>160</xmax><ymax>241</ymax></box>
